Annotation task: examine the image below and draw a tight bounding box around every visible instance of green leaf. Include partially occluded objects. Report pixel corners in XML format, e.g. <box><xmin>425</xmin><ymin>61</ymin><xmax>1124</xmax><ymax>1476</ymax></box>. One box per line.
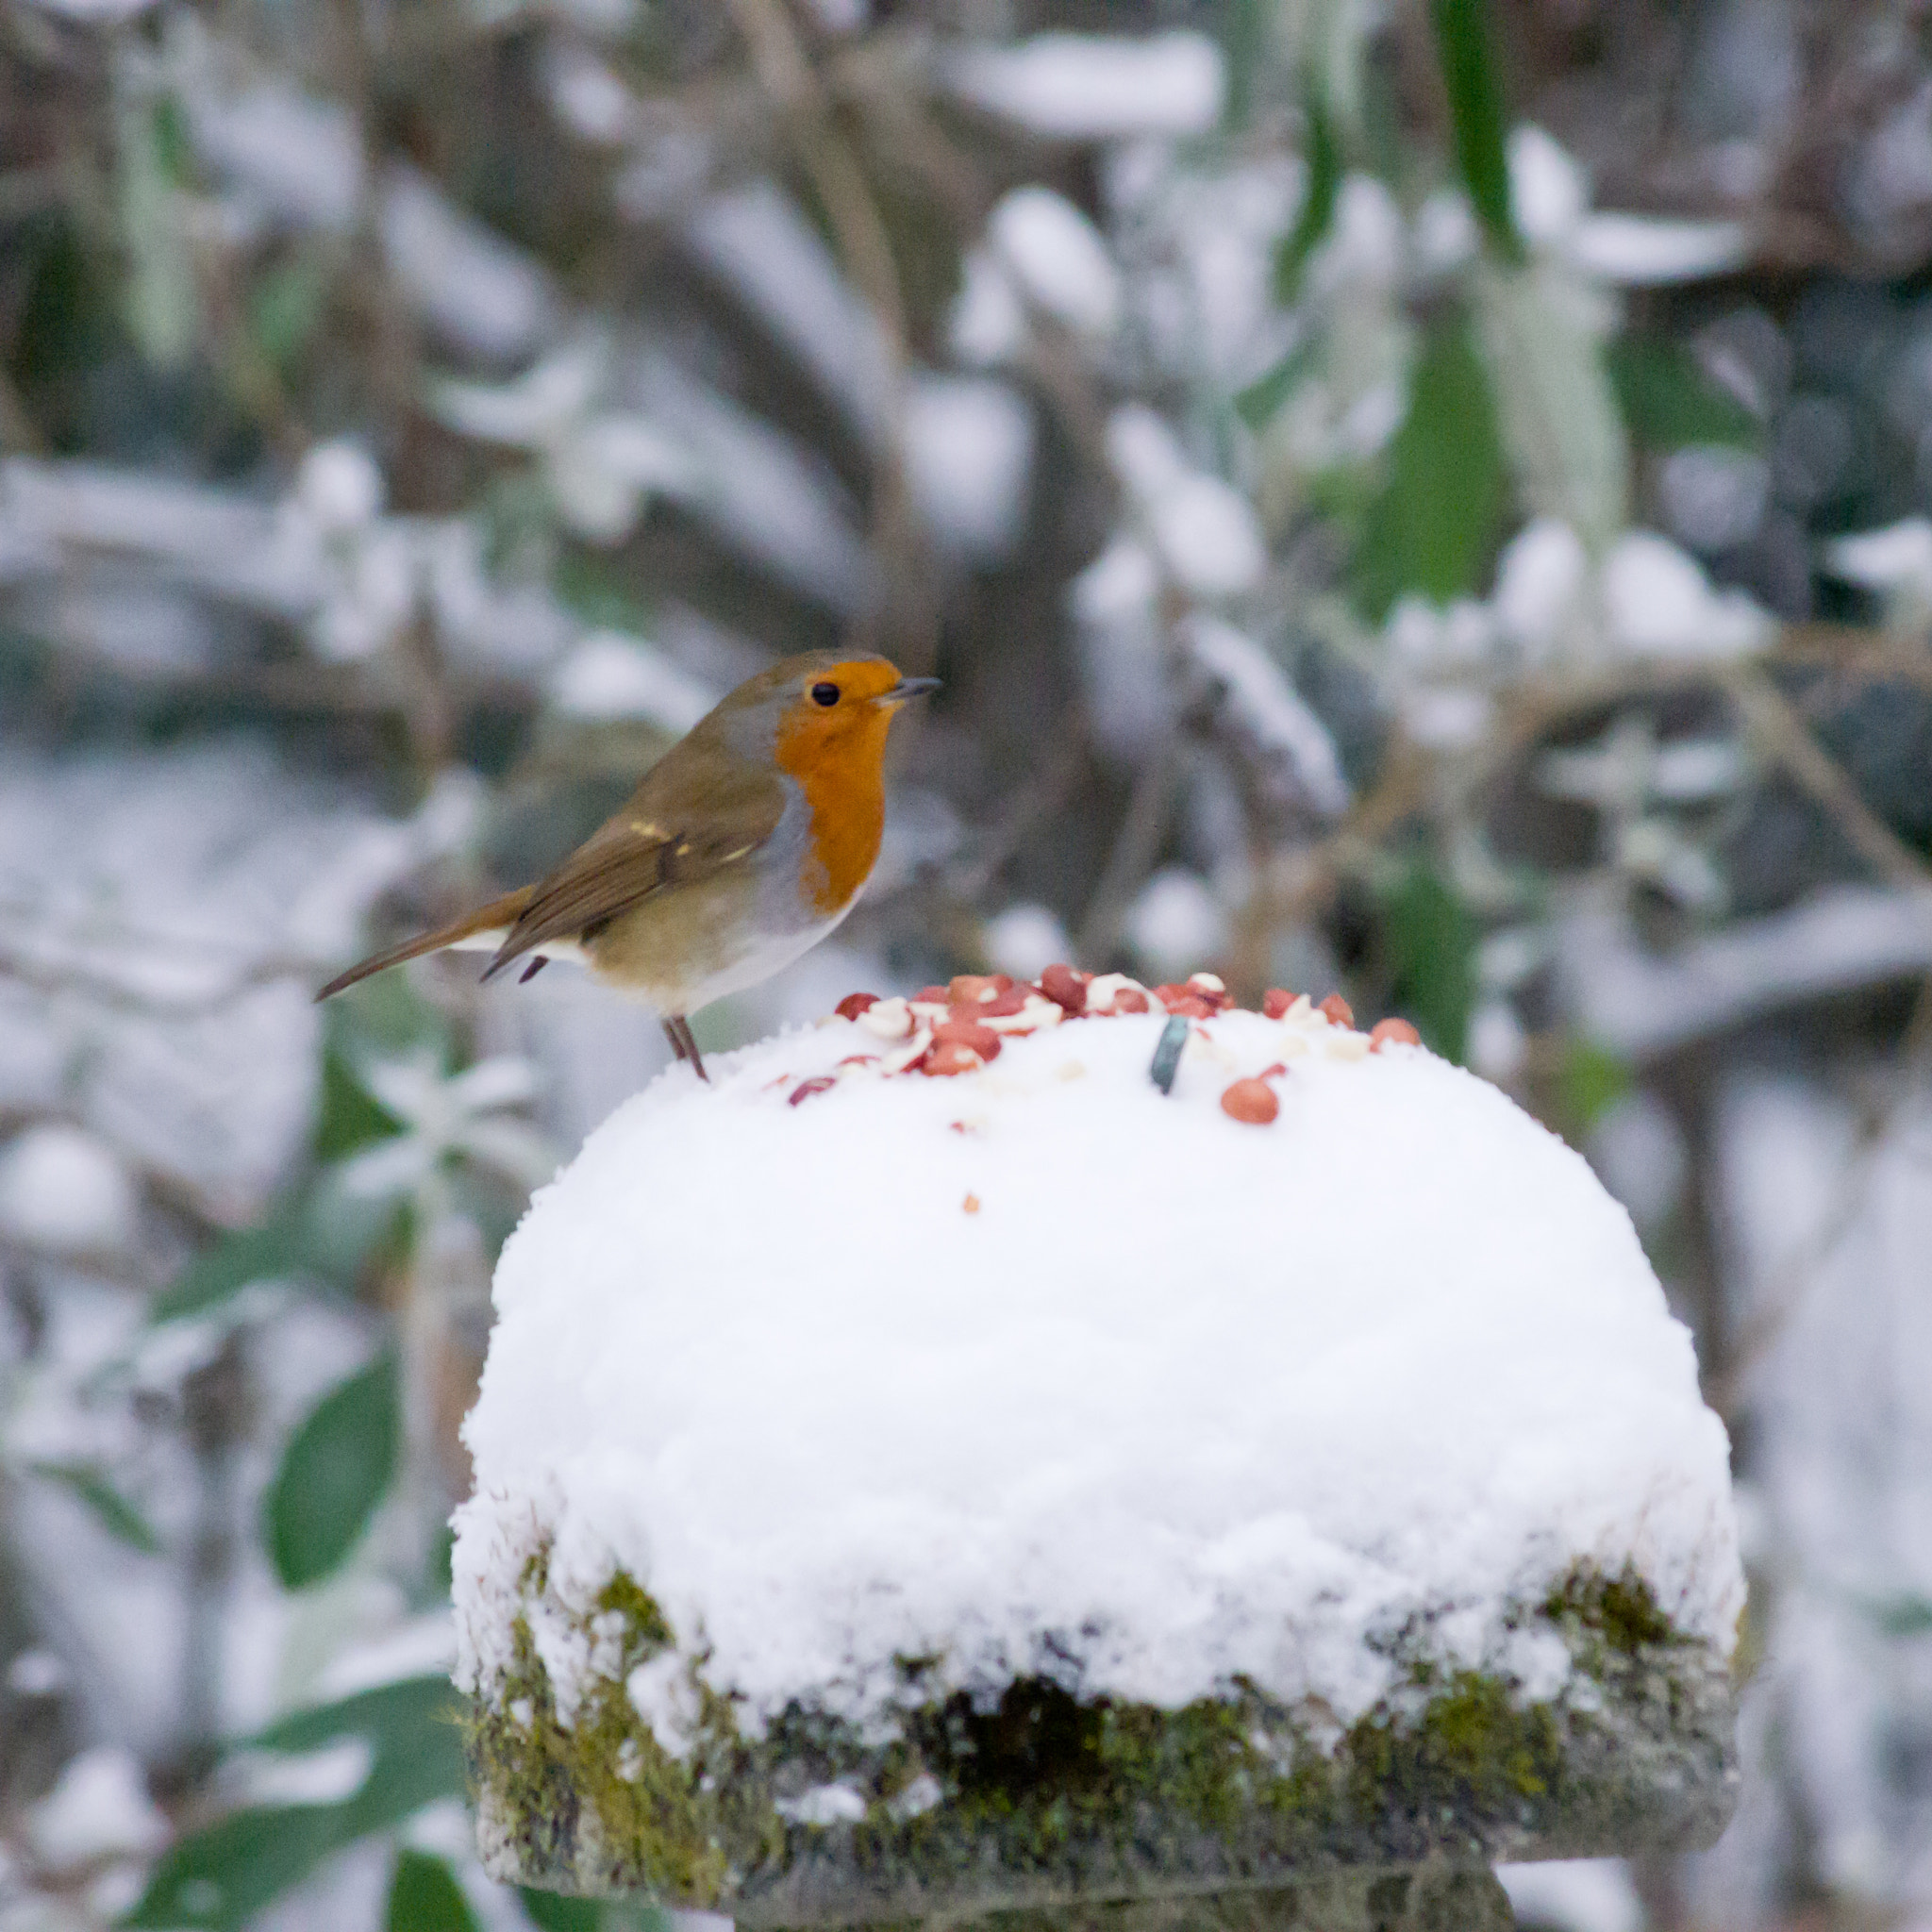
<box><xmin>152</xmin><ymin>1179</ymin><xmax>405</xmax><ymax>1329</ymax></box>
<box><xmin>126</xmin><ymin>1804</ymin><xmax>347</xmax><ymax>1930</ymax></box>
<box><xmin>1218</xmin><ymin>0</ymin><xmax>1269</xmax><ymax>133</ymax></box>
<box><xmin>325</xmin><ymin>971</ymin><xmax>456</xmax><ymax>1073</ymax></box>
<box><xmin>1354</xmin><ymin>318</ymin><xmax>1506</xmax><ymax>620</ymax></box>
<box><xmin>1429</xmin><ymin>0</ymin><xmax>1523</xmax><ymax>261</ymax></box>
<box><xmin>117</xmin><ymin>96</ymin><xmax>200</xmax><ymax>369</ymax></box>
<box><xmin>388</xmin><ymin>1849</ymin><xmax>480</xmax><ymax>1932</ymax></box>
<box><xmin>1607</xmin><ymin>339</ymin><xmax>1762</xmax><ymax>451</ymax></box>
<box><xmin>316</xmin><ymin>1045</ymin><xmax>407</xmax><ymax>1162</ymax></box>
<box><xmin>253</xmin><ymin>1673</ymin><xmax>458</xmax><ymax>1756</ymax></box>
<box><xmin>27</xmin><ymin>1460</ymin><xmax>162</xmax><ymax>1554</ymax></box>
<box><xmin>254</xmin><ymin>1675</ymin><xmax>467</xmax><ymax>1826</ymax></box>
<box><xmin>605</xmin><ymin>1908</ymin><xmax>677</xmax><ymax>1932</ymax></box>
<box><xmin>1868</xmin><ymin>1592</ymin><xmax>1932</xmax><ymax>1638</ymax></box>
<box><xmin>1274</xmin><ymin>81</ymin><xmax>1341</xmax><ymax>301</ymax></box>
<box><xmin>1558</xmin><ymin>1038</ymin><xmax>1630</xmax><ymax>1132</ymax></box>
<box><xmin>249</xmin><ymin>258</ymin><xmax>327</xmax><ymax>375</ymax></box>
<box><xmin>151</xmin><ymin>1197</ymin><xmax>314</xmax><ymax>1325</ymax></box>
<box><xmin>301</xmin><ymin>1170</ymin><xmax>412</xmax><ymax>1289</ymax></box>
<box><xmin>1383</xmin><ymin>862</ymin><xmax>1480</xmax><ymax>1064</ymax></box>
<box><xmin>553</xmin><ymin>550</ymin><xmax>657</xmax><ymax>637</ymax></box>
<box><xmin>264</xmin><ymin>1353</ymin><xmax>400</xmax><ymax>1590</ymax></box>
<box><xmin>1233</xmin><ymin>340</ymin><xmax>1316</xmax><ymax>434</ymax></box>
<box><xmin>152</xmin><ymin>95</ymin><xmax>193</xmax><ymax>184</ymax></box>
<box><xmin>127</xmin><ymin>1677</ymin><xmax>468</xmax><ymax>1931</ymax></box>
<box><xmin>520</xmin><ymin>1891</ymin><xmax>604</xmax><ymax>1932</ymax></box>
<box><xmin>518</xmin><ymin>1900</ymin><xmax>675</xmax><ymax>1932</ymax></box>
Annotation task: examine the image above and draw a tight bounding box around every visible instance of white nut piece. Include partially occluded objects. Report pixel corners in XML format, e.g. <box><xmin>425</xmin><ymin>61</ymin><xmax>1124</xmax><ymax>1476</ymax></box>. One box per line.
<box><xmin>858</xmin><ymin>996</ymin><xmax>915</xmax><ymax>1041</ymax></box>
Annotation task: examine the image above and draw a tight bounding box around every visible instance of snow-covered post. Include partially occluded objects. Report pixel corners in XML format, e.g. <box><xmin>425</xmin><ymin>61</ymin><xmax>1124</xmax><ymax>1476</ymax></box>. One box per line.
<box><xmin>452</xmin><ymin>971</ymin><xmax>1743</xmax><ymax>1930</ymax></box>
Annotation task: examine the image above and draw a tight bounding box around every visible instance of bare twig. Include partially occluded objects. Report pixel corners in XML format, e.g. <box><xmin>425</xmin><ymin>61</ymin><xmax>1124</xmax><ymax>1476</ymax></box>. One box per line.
<box><xmin>1770</xmin><ymin>623</ymin><xmax>1932</xmax><ymax>689</ymax></box>
<box><xmin>945</xmin><ymin>729</ymin><xmax>1091</xmax><ymax>907</ymax></box>
<box><xmin>0</xmin><ymin>363</ymin><xmax>43</xmax><ymax>454</ymax></box>
<box><xmin>1717</xmin><ymin>660</ymin><xmax>1932</xmax><ymax>893</ymax></box>
<box><xmin>1232</xmin><ymin>731</ymin><xmax>1432</xmax><ymax>958</ymax></box>
<box><xmin>724</xmin><ymin>0</ymin><xmax>932</xmax><ymax>665</ymax></box>
<box><xmin>1074</xmin><ymin>737</ymin><xmax>1177</xmax><ymax>967</ymax></box>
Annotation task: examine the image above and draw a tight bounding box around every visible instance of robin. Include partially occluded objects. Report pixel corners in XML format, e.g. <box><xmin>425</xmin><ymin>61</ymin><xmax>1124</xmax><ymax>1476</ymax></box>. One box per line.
<box><xmin>316</xmin><ymin>651</ymin><xmax>940</xmax><ymax>1080</ymax></box>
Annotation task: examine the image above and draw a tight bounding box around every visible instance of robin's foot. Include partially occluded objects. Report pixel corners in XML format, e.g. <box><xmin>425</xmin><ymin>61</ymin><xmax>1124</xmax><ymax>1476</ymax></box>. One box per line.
<box><xmin>663</xmin><ymin>1015</ymin><xmax>709</xmax><ymax>1083</ymax></box>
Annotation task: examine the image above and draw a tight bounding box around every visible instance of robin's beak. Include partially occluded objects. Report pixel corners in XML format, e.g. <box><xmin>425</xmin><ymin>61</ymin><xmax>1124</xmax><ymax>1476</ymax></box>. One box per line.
<box><xmin>883</xmin><ymin>676</ymin><xmax>941</xmax><ymax>708</ymax></box>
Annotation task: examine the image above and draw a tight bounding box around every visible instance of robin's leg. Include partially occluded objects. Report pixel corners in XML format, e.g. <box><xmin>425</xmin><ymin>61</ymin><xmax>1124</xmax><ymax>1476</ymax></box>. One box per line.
<box><xmin>671</xmin><ymin>1014</ymin><xmax>709</xmax><ymax>1083</ymax></box>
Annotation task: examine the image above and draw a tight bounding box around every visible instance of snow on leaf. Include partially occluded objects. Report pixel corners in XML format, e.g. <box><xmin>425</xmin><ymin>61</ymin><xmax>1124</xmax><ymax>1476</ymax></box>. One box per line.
<box><xmin>1506</xmin><ymin>125</ymin><xmax>1587</xmax><ymax>250</ymax></box>
<box><xmin>430</xmin><ymin>339</ymin><xmax>701</xmax><ymax>544</ymax></box>
<box><xmin>1600</xmin><ymin>531</ymin><xmax>1770</xmax><ymax>659</ymax></box>
<box><xmin>903</xmin><ymin>374</ymin><xmax>1035</xmax><ymax>560</ymax></box>
<box><xmin>189</xmin><ymin>79</ymin><xmax>364</xmax><ymax>235</ymax></box>
<box><xmin>682</xmin><ymin>182</ymin><xmax>891</xmax><ymax>445</ymax></box>
<box><xmin>1125</xmin><ymin>866</ymin><xmax>1227</xmax><ymax>978</ymax></box>
<box><xmin>127</xmin><ymin>1677</ymin><xmax>467</xmax><ymax>1930</ymax></box>
<box><xmin>1184</xmin><ymin>615</ymin><xmax>1349</xmax><ymax>816</ymax></box>
<box><xmin>1570</xmin><ymin>213</ymin><xmax>1750</xmax><ymax>286</ymax></box>
<box><xmin>0</xmin><ymin>1125</ymin><xmax>140</xmax><ymax>1257</ymax></box>
<box><xmin>1491</xmin><ymin>516</ymin><xmax>1589</xmax><ymax>659</ymax></box>
<box><xmin>944</xmin><ymin>32</ymin><xmax>1225</xmax><ymax>141</ymax></box>
<box><xmin>0</xmin><ymin>743</ymin><xmax>423</xmax><ymax>1219</ymax></box>
<box><xmin>948</xmin><ymin>247</ymin><xmax>1029</xmax><ymax>368</ymax></box>
<box><xmin>1823</xmin><ymin>517</ymin><xmax>1932</xmax><ymax>627</ymax></box>
<box><xmin>1106</xmin><ymin>407</ymin><xmax>1265</xmax><ymax>597</ymax></box>
<box><xmin>334</xmin><ymin>1050</ymin><xmax>553</xmax><ymax>1208</ymax></box>
<box><xmin>26</xmin><ymin>1745</ymin><xmax>168</xmax><ymax>1869</ymax></box>
<box><xmin>549</xmin><ymin>631</ymin><xmax>719</xmax><ymax>730</ymax></box>
<box><xmin>634</xmin><ymin>354</ymin><xmax>875</xmax><ymax>614</ymax></box>
<box><xmin>378</xmin><ymin>167</ymin><xmax>557</xmax><ymax>362</ymax></box>
<box><xmin>225</xmin><ymin>1737</ymin><xmax>375</xmax><ymax>1808</ymax></box>
<box><xmin>983</xmin><ymin>904</ymin><xmax>1074</xmax><ymax>982</ymax></box>
<box><xmin>990</xmin><ymin>187</ymin><xmax>1122</xmax><ymax>340</ymax></box>
<box><xmin>1473</xmin><ymin>260</ymin><xmax>1628</xmax><ymax>552</ymax></box>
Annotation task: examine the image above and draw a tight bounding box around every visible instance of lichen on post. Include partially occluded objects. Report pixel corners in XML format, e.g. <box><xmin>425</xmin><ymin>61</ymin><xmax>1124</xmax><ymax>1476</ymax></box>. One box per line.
<box><xmin>452</xmin><ymin>972</ymin><xmax>1744</xmax><ymax>1925</ymax></box>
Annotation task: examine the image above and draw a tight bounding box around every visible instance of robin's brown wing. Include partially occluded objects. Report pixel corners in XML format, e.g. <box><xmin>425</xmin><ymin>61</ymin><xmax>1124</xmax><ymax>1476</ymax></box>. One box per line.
<box><xmin>479</xmin><ymin>742</ymin><xmax>786</xmax><ymax>983</ymax></box>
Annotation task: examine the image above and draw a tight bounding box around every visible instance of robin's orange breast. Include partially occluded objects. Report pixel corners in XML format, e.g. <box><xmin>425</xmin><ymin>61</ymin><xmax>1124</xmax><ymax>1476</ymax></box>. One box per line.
<box><xmin>774</xmin><ymin>704</ymin><xmax>891</xmax><ymax>917</ymax></box>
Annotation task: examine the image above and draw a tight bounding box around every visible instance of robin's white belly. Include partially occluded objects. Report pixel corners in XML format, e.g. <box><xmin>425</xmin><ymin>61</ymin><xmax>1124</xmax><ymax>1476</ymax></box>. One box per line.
<box><xmin>578</xmin><ymin>858</ymin><xmax>858</xmax><ymax>1017</ymax></box>
<box><xmin>630</xmin><ymin>905</ymin><xmax>854</xmax><ymax>1015</ymax></box>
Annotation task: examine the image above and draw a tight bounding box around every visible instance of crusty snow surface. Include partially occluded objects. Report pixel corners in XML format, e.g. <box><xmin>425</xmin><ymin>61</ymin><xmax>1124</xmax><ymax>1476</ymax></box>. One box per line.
<box><xmin>453</xmin><ymin>1000</ymin><xmax>1741</xmax><ymax>1740</ymax></box>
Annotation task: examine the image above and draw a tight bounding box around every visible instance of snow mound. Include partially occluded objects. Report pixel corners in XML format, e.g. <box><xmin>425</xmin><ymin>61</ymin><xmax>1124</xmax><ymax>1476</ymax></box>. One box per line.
<box><xmin>455</xmin><ymin>972</ymin><xmax>1741</xmax><ymax>1743</ymax></box>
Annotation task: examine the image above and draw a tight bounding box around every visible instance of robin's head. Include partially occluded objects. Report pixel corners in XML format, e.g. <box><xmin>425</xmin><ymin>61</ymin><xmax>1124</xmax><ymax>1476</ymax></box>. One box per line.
<box><xmin>706</xmin><ymin>652</ymin><xmax>938</xmax><ymax>914</ymax></box>
<box><xmin>709</xmin><ymin>652</ymin><xmax>939</xmax><ymax>777</ymax></box>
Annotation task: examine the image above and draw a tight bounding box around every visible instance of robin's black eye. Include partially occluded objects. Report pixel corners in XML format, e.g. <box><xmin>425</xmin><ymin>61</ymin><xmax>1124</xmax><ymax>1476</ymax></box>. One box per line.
<box><xmin>811</xmin><ymin>681</ymin><xmax>841</xmax><ymax>708</ymax></box>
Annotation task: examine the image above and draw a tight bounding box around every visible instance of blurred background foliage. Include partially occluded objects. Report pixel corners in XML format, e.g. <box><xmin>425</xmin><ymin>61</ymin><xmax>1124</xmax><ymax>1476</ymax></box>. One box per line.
<box><xmin>3</xmin><ymin>1</ymin><xmax>1932</xmax><ymax>1928</ymax></box>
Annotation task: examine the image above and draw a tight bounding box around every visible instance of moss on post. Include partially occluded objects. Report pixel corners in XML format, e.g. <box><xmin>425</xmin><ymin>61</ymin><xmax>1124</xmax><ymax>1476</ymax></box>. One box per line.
<box><xmin>464</xmin><ymin>1552</ymin><xmax>1737</xmax><ymax>1923</ymax></box>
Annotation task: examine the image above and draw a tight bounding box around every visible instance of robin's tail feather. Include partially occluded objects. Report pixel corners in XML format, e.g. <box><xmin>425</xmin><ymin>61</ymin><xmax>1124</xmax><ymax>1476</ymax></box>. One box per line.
<box><xmin>314</xmin><ymin>887</ymin><xmax>539</xmax><ymax>1002</ymax></box>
